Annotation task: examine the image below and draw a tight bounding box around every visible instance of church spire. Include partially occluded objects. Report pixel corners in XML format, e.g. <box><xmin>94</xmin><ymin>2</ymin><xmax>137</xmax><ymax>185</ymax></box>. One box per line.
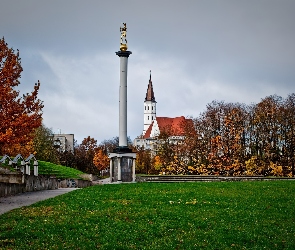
<box><xmin>145</xmin><ymin>70</ymin><xmax>156</xmax><ymax>101</ymax></box>
<box><xmin>143</xmin><ymin>71</ymin><xmax>157</xmax><ymax>135</ymax></box>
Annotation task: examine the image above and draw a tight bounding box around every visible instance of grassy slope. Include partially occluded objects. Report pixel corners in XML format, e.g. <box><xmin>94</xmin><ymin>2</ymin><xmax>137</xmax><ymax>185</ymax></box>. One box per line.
<box><xmin>1</xmin><ymin>160</ymin><xmax>87</xmax><ymax>179</ymax></box>
<box><xmin>38</xmin><ymin>161</ymin><xmax>86</xmax><ymax>179</ymax></box>
<box><xmin>0</xmin><ymin>181</ymin><xmax>294</xmax><ymax>249</ymax></box>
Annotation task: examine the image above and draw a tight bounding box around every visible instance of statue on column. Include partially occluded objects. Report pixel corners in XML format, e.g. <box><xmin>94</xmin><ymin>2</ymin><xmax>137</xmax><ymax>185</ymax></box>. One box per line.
<box><xmin>120</xmin><ymin>23</ymin><xmax>128</xmax><ymax>51</ymax></box>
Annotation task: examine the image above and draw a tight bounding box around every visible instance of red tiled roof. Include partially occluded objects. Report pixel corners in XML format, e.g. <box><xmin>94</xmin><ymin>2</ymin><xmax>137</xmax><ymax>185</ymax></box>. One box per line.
<box><xmin>143</xmin><ymin>120</ymin><xmax>154</xmax><ymax>139</ymax></box>
<box><xmin>143</xmin><ymin>116</ymin><xmax>192</xmax><ymax>139</ymax></box>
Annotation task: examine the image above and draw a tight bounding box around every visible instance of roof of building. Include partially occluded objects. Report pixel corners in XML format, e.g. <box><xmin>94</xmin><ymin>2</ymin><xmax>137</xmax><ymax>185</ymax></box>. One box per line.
<box><xmin>145</xmin><ymin>71</ymin><xmax>156</xmax><ymax>102</ymax></box>
<box><xmin>143</xmin><ymin>120</ymin><xmax>154</xmax><ymax>138</ymax></box>
<box><xmin>143</xmin><ymin>116</ymin><xmax>192</xmax><ymax>139</ymax></box>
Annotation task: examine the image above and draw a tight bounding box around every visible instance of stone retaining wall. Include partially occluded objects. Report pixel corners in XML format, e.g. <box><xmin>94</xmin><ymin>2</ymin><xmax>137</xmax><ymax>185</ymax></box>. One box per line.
<box><xmin>26</xmin><ymin>175</ymin><xmax>58</xmax><ymax>191</ymax></box>
<box><xmin>0</xmin><ymin>175</ymin><xmax>92</xmax><ymax>198</ymax></box>
<box><xmin>136</xmin><ymin>175</ymin><xmax>295</xmax><ymax>183</ymax></box>
<box><xmin>0</xmin><ymin>175</ymin><xmax>58</xmax><ymax>197</ymax></box>
<box><xmin>0</xmin><ymin>182</ymin><xmax>25</xmax><ymax>197</ymax></box>
<box><xmin>58</xmin><ymin>179</ymin><xmax>93</xmax><ymax>188</ymax></box>
<box><xmin>0</xmin><ymin>173</ymin><xmax>24</xmax><ymax>184</ymax></box>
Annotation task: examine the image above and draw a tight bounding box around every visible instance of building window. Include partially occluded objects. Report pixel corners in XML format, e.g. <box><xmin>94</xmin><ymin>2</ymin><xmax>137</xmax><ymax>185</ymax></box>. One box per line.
<box><xmin>148</xmin><ymin>106</ymin><xmax>149</xmax><ymax>110</ymax></box>
<box><xmin>148</xmin><ymin>116</ymin><xmax>149</xmax><ymax>120</ymax></box>
<box><xmin>145</xmin><ymin>106</ymin><xmax>146</xmax><ymax>110</ymax></box>
<box><xmin>152</xmin><ymin>116</ymin><xmax>153</xmax><ymax>120</ymax></box>
<box><xmin>152</xmin><ymin>106</ymin><xmax>153</xmax><ymax>110</ymax></box>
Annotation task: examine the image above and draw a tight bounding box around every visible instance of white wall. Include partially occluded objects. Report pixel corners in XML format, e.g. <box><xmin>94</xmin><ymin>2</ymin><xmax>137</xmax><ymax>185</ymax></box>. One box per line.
<box><xmin>143</xmin><ymin>100</ymin><xmax>156</xmax><ymax>134</ymax></box>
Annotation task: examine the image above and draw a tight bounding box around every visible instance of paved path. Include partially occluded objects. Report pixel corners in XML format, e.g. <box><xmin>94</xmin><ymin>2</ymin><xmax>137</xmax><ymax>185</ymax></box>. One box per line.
<box><xmin>93</xmin><ymin>177</ymin><xmax>111</xmax><ymax>185</ymax></box>
<box><xmin>0</xmin><ymin>178</ymin><xmax>111</xmax><ymax>216</ymax></box>
<box><xmin>0</xmin><ymin>188</ymin><xmax>78</xmax><ymax>215</ymax></box>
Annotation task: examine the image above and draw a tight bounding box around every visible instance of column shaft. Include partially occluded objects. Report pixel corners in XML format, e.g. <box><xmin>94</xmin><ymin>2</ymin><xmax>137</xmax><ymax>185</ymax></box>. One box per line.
<box><xmin>119</xmin><ymin>56</ymin><xmax>128</xmax><ymax>147</ymax></box>
<box><xmin>132</xmin><ymin>158</ymin><xmax>136</xmax><ymax>182</ymax></box>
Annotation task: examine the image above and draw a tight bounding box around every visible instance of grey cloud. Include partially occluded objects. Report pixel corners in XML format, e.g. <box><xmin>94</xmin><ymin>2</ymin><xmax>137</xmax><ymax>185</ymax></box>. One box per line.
<box><xmin>1</xmin><ymin>0</ymin><xmax>295</xmax><ymax>143</ymax></box>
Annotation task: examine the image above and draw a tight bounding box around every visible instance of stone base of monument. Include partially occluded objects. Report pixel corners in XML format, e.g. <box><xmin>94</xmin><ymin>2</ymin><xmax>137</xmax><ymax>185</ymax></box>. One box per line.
<box><xmin>109</xmin><ymin>147</ymin><xmax>136</xmax><ymax>183</ymax></box>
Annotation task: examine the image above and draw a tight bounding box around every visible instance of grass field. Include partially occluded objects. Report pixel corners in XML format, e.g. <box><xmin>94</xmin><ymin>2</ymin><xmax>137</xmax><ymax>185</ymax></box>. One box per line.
<box><xmin>1</xmin><ymin>160</ymin><xmax>87</xmax><ymax>179</ymax></box>
<box><xmin>0</xmin><ymin>181</ymin><xmax>294</xmax><ymax>249</ymax></box>
<box><xmin>38</xmin><ymin>161</ymin><xmax>87</xmax><ymax>179</ymax></box>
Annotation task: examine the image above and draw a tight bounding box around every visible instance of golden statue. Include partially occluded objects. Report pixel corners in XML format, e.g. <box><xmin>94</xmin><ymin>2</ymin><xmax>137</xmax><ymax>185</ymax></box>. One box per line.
<box><xmin>120</xmin><ymin>23</ymin><xmax>128</xmax><ymax>51</ymax></box>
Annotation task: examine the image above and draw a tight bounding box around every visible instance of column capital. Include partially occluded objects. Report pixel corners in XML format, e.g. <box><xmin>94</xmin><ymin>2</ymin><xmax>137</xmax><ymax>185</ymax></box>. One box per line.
<box><xmin>109</xmin><ymin>152</ymin><xmax>136</xmax><ymax>159</ymax></box>
<box><xmin>116</xmin><ymin>51</ymin><xmax>132</xmax><ymax>57</ymax></box>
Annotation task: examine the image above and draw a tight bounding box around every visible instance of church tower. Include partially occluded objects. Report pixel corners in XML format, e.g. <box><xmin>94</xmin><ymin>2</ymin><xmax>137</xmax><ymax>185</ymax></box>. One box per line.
<box><xmin>143</xmin><ymin>71</ymin><xmax>156</xmax><ymax>135</ymax></box>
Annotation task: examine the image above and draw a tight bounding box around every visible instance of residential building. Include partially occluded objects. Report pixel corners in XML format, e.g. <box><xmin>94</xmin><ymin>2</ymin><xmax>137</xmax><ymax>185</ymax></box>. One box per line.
<box><xmin>53</xmin><ymin>134</ymin><xmax>74</xmax><ymax>152</ymax></box>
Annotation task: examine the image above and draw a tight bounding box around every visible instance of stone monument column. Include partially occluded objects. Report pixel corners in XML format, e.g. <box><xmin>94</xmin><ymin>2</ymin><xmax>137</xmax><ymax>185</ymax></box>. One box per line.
<box><xmin>116</xmin><ymin>49</ymin><xmax>131</xmax><ymax>147</ymax></box>
<box><xmin>109</xmin><ymin>23</ymin><xmax>136</xmax><ymax>183</ymax></box>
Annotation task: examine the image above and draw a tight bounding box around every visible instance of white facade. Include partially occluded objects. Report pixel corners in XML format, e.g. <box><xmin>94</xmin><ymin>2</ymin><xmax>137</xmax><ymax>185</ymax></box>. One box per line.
<box><xmin>149</xmin><ymin>119</ymin><xmax>159</xmax><ymax>138</ymax></box>
<box><xmin>143</xmin><ymin>100</ymin><xmax>156</xmax><ymax>134</ymax></box>
<box><xmin>134</xmin><ymin>137</ymin><xmax>158</xmax><ymax>151</ymax></box>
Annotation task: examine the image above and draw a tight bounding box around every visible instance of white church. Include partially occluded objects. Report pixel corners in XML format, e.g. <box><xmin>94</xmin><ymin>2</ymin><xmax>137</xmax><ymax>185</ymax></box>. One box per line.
<box><xmin>133</xmin><ymin>72</ymin><xmax>191</xmax><ymax>152</ymax></box>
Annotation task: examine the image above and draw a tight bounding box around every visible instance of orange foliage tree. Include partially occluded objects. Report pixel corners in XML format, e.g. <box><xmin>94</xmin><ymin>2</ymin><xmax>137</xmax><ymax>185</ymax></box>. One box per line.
<box><xmin>93</xmin><ymin>148</ymin><xmax>109</xmax><ymax>173</ymax></box>
<box><xmin>134</xmin><ymin>147</ymin><xmax>159</xmax><ymax>174</ymax></box>
<box><xmin>154</xmin><ymin>96</ymin><xmax>295</xmax><ymax>177</ymax></box>
<box><xmin>0</xmin><ymin>37</ymin><xmax>43</xmax><ymax>156</ymax></box>
<box><xmin>128</xmin><ymin>94</ymin><xmax>295</xmax><ymax>176</ymax></box>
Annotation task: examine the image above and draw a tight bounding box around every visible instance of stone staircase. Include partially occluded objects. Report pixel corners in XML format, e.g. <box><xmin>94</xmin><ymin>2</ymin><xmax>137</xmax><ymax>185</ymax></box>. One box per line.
<box><xmin>136</xmin><ymin>175</ymin><xmax>295</xmax><ymax>183</ymax></box>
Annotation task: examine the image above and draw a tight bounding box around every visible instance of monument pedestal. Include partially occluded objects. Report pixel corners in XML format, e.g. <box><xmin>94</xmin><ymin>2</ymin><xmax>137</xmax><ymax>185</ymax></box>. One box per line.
<box><xmin>109</xmin><ymin>147</ymin><xmax>136</xmax><ymax>183</ymax></box>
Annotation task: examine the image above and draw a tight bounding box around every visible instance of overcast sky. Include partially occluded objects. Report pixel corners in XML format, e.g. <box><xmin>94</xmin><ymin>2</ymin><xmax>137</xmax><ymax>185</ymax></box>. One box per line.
<box><xmin>1</xmin><ymin>0</ymin><xmax>295</xmax><ymax>144</ymax></box>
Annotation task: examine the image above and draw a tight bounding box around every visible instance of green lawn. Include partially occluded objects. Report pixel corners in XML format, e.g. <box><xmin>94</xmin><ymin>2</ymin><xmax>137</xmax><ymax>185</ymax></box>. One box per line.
<box><xmin>38</xmin><ymin>161</ymin><xmax>87</xmax><ymax>179</ymax></box>
<box><xmin>0</xmin><ymin>181</ymin><xmax>294</xmax><ymax>249</ymax></box>
<box><xmin>1</xmin><ymin>160</ymin><xmax>88</xmax><ymax>179</ymax></box>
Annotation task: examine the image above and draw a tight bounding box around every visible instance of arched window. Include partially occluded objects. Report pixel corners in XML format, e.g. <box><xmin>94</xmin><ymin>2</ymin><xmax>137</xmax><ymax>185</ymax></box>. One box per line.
<box><xmin>148</xmin><ymin>106</ymin><xmax>149</xmax><ymax>110</ymax></box>
<box><xmin>148</xmin><ymin>116</ymin><xmax>149</xmax><ymax>120</ymax></box>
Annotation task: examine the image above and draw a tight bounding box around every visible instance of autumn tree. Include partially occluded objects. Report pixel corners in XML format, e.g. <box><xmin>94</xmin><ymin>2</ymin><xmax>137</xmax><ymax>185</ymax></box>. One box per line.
<box><xmin>273</xmin><ymin>93</ymin><xmax>295</xmax><ymax>176</ymax></box>
<box><xmin>194</xmin><ymin>101</ymin><xmax>227</xmax><ymax>174</ymax></box>
<box><xmin>32</xmin><ymin>124</ymin><xmax>59</xmax><ymax>163</ymax></box>
<box><xmin>58</xmin><ymin>147</ymin><xmax>77</xmax><ymax>169</ymax></box>
<box><xmin>75</xmin><ymin>136</ymin><xmax>98</xmax><ymax>174</ymax></box>
<box><xmin>284</xmin><ymin>94</ymin><xmax>295</xmax><ymax>175</ymax></box>
<box><xmin>176</xmin><ymin>117</ymin><xmax>197</xmax><ymax>167</ymax></box>
<box><xmin>139</xmin><ymin>94</ymin><xmax>295</xmax><ymax>177</ymax></box>
<box><xmin>134</xmin><ymin>147</ymin><xmax>155</xmax><ymax>174</ymax></box>
<box><xmin>220</xmin><ymin>103</ymin><xmax>248</xmax><ymax>171</ymax></box>
<box><xmin>0</xmin><ymin>37</ymin><xmax>43</xmax><ymax>156</ymax></box>
<box><xmin>155</xmin><ymin>126</ymin><xmax>174</xmax><ymax>172</ymax></box>
<box><xmin>155</xmin><ymin>125</ymin><xmax>189</xmax><ymax>175</ymax></box>
<box><xmin>251</xmin><ymin>95</ymin><xmax>282</xmax><ymax>165</ymax></box>
<box><xmin>93</xmin><ymin>148</ymin><xmax>109</xmax><ymax>174</ymax></box>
